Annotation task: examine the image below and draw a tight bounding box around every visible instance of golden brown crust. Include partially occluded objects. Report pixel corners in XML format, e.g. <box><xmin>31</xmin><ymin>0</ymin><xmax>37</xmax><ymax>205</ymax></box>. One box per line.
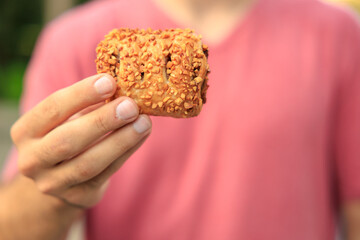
<box><xmin>95</xmin><ymin>28</ymin><xmax>209</xmax><ymax>118</ymax></box>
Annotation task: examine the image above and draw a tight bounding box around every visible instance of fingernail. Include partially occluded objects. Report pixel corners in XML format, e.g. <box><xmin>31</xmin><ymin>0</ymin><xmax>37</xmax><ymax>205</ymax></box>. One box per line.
<box><xmin>133</xmin><ymin>115</ymin><xmax>151</xmax><ymax>134</ymax></box>
<box><xmin>116</xmin><ymin>99</ymin><xmax>138</xmax><ymax>120</ymax></box>
<box><xmin>94</xmin><ymin>76</ymin><xmax>113</xmax><ymax>95</ymax></box>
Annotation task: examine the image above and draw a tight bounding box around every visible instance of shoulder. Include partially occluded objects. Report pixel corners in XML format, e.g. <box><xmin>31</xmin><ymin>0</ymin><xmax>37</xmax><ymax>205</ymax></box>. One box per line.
<box><xmin>43</xmin><ymin>0</ymin><xmax>150</xmax><ymax>40</ymax></box>
<box><xmin>40</xmin><ymin>1</ymin><xmax>122</xmax><ymax>46</ymax></box>
<box><xmin>35</xmin><ymin>0</ymin><xmax>153</xmax><ymax>68</ymax></box>
<box><xmin>32</xmin><ymin>1</ymin><xmax>141</xmax><ymax>82</ymax></box>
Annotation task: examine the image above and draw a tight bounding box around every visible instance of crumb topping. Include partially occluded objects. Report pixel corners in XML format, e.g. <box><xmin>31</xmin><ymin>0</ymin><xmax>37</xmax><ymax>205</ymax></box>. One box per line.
<box><xmin>95</xmin><ymin>28</ymin><xmax>210</xmax><ymax>118</ymax></box>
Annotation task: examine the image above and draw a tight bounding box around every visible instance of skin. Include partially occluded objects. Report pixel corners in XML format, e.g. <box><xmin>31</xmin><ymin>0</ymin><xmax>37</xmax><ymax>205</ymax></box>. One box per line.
<box><xmin>0</xmin><ymin>0</ymin><xmax>359</xmax><ymax>239</ymax></box>
<box><xmin>153</xmin><ymin>0</ymin><xmax>257</xmax><ymax>45</ymax></box>
<box><xmin>0</xmin><ymin>74</ymin><xmax>152</xmax><ymax>239</ymax></box>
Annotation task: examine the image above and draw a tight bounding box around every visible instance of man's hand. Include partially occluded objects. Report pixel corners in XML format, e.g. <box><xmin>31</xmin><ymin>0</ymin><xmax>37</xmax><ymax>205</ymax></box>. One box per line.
<box><xmin>10</xmin><ymin>74</ymin><xmax>152</xmax><ymax>208</ymax></box>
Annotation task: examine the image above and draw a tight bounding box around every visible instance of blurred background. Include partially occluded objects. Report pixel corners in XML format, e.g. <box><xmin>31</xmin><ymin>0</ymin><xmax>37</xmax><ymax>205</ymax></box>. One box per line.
<box><xmin>0</xmin><ymin>0</ymin><xmax>89</xmax><ymax>168</ymax></box>
<box><xmin>0</xmin><ymin>0</ymin><xmax>359</xmax><ymax>168</ymax></box>
<box><xmin>0</xmin><ymin>0</ymin><xmax>359</xmax><ymax>239</ymax></box>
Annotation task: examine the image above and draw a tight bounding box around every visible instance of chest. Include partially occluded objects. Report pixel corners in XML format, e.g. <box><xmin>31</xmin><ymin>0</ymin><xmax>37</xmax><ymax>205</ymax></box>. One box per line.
<box><xmin>203</xmin><ymin>35</ymin><xmax>336</xmax><ymax>143</ymax></box>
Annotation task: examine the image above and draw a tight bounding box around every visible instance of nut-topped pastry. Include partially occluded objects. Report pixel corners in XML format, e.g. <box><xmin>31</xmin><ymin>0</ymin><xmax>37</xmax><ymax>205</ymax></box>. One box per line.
<box><xmin>95</xmin><ymin>28</ymin><xmax>209</xmax><ymax>118</ymax></box>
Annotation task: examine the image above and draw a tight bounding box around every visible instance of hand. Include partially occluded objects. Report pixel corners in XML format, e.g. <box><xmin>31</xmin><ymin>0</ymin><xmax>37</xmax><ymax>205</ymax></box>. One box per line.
<box><xmin>11</xmin><ymin>74</ymin><xmax>152</xmax><ymax>208</ymax></box>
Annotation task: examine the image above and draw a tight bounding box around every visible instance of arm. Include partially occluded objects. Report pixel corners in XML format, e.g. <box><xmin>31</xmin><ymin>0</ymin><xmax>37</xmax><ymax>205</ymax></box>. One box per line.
<box><xmin>344</xmin><ymin>202</ymin><xmax>360</xmax><ymax>240</ymax></box>
<box><xmin>0</xmin><ymin>74</ymin><xmax>152</xmax><ymax>240</ymax></box>
<box><xmin>0</xmin><ymin>176</ymin><xmax>82</xmax><ymax>240</ymax></box>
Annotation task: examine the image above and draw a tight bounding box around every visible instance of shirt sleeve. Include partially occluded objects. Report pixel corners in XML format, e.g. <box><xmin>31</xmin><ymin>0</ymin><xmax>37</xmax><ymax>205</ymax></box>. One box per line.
<box><xmin>1</xmin><ymin>17</ymin><xmax>85</xmax><ymax>182</ymax></box>
<box><xmin>335</xmin><ymin>10</ymin><xmax>360</xmax><ymax>202</ymax></box>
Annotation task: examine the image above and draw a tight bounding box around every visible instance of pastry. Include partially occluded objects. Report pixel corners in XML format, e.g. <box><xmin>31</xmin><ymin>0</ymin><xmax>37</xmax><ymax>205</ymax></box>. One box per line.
<box><xmin>95</xmin><ymin>28</ymin><xmax>209</xmax><ymax>118</ymax></box>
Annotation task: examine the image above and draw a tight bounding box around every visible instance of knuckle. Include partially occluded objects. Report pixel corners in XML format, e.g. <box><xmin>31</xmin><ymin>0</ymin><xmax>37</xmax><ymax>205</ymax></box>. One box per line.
<box><xmin>35</xmin><ymin>173</ymin><xmax>70</xmax><ymax>195</ymax></box>
<box><xmin>81</xmin><ymin>185</ymin><xmax>104</xmax><ymax>206</ymax></box>
<box><xmin>43</xmin><ymin>136</ymin><xmax>73</xmax><ymax>160</ymax></box>
<box><xmin>63</xmin><ymin>184</ymin><xmax>104</xmax><ymax>208</ymax></box>
<box><xmin>18</xmin><ymin>161</ymin><xmax>35</xmax><ymax>177</ymax></box>
<box><xmin>60</xmin><ymin>175</ymin><xmax>76</xmax><ymax>188</ymax></box>
<box><xmin>75</xmin><ymin>160</ymin><xmax>97</xmax><ymax>181</ymax></box>
<box><xmin>93</xmin><ymin>115</ymin><xmax>110</xmax><ymax>132</ymax></box>
<box><xmin>42</xmin><ymin>93</ymin><xmax>62</xmax><ymax>122</ymax></box>
<box><xmin>86</xmin><ymin>178</ymin><xmax>102</xmax><ymax>190</ymax></box>
<box><xmin>17</xmin><ymin>154</ymin><xmax>37</xmax><ymax>177</ymax></box>
<box><xmin>36</xmin><ymin>179</ymin><xmax>58</xmax><ymax>195</ymax></box>
<box><xmin>115</xmin><ymin>140</ymin><xmax>130</xmax><ymax>154</ymax></box>
<box><xmin>10</xmin><ymin>121</ymin><xmax>24</xmax><ymax>145</ymax></box>
<box><xmin>10</xmin><ymin>124</ymin><xmax>18</xmax><ymax>144</ymax></box>
<box><xmin>63</xmin><ymin>188</ymin><xmax>86</xmax><ymax>205</ymax></box>
<box><xmin>53</xmin><ymin>142</ymin><xmax>72</xmax><ymax>157</ymax></box>
<box><xmin>114</xmin><ymin>133</ymin><xmax>136</xmax><ymax>152</ymax></box>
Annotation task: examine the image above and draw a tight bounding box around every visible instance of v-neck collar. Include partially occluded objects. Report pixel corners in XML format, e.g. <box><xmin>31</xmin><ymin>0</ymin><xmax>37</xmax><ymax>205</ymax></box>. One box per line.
<box><xmin>148</xmin><ymin>0</ymin><xmax>265</xmax><ymax>50</ymax></box>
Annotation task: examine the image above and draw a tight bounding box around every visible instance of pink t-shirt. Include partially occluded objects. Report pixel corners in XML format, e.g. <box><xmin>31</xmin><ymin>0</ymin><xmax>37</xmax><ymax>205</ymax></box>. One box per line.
<box><xmin>3</xmin><ymin>0</ymin><xmax>360</xmax><ymax>239</ymax></box>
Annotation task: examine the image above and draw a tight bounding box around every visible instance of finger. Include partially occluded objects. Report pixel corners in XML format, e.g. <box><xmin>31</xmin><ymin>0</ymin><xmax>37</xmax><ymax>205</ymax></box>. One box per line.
<box><xmin>37</xmin><ymin>97</ymin><xmax>139</xmax><ymax>166</ymax></box>
<box><xmin>59</xmin><ymin>137</ymin><xmax>147</xmax><ymax>208</ymax></box>
<box><xmin>34</xmin><ymin>115</ymin><xmax>152</xmax><ymax>195</ymax></box>
<box><xmin>13</xmin><ymin>74</ymin><xmax>116</xmax><ymax>141</ymax></box>
<box><xmin>85</xmin><ymin>136</ymin><xmax>149</xmax><ymax>187</ymax></box>
<box><xmin>67</xmin><ymin>102</ymin><xmax>105</xmax><ymax>122</ymax></box>
<box><xmin>58</xmin><ymin>179</ymin><xmax>111</xmax><ymax>208</ymax></box>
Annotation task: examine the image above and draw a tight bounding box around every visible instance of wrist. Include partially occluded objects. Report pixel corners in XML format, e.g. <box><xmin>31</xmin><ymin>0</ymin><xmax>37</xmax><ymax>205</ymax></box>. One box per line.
<box><xmin>0</xmin><ymin>175</ymin><xmax>84</xmax><ymax>240</ymax></box>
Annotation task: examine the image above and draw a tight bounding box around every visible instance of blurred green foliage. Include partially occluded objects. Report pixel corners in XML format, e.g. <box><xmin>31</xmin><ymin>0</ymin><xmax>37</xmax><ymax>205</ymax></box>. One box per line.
<box><xmin>0</xmin><ymin>0</ymin><xmax>43</xmax><ymax>101</ymax></box>
<box><xmin>0</xmin><ymin>0</ymin><xmax>89</xmax><ymax>102</ymax></box>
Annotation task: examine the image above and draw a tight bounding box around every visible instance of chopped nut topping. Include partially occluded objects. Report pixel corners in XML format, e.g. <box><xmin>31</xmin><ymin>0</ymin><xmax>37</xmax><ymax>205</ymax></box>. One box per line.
<box><xmin>95</xmin><ymin>28</ymin><xmax>209</xmax><ymax>118</ymax></box>
<box><xmin>163</xmin><ymin>96</ymin><xmax>171</xmax><ymax>102</ymax></box>
<box><xmin>166</xmin><ymin>61</ymin><xmax>173</xmax><ymax>68</ymax></box>
<box><xmin>109</xmin><ymin>59</ymin><xmax>117</xmax><ymax>65</ymax></box>
<box><xmin>175</xmin><ymin>98</ymin><xmax>183</xmax><ymax>105</ymax></box>
<box><xmin>187</xmin><ymin>94</ymin><xmax>194</xmax><ymax>100</ymax></box>
<box><xmin>152</xmin><ymin>66</ymin><xmax>160</xmax><ymax>73</ymax></box>
<box><xmin>184</xmin><ymin>102</ymin><xmax>193</xmax><ymax>109</ymax></box>
<box><xmin>194</xmin><ymin>77</ymin><xmax>203</xmax><ymax>84</ymax></box>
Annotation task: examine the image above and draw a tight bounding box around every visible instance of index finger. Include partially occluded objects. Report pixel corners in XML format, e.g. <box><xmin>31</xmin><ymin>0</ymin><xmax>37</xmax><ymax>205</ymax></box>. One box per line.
<box><xmin>14</xmin><ymin>74</ymin><xmax>116</xmax><ymax>140</ymax></box>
